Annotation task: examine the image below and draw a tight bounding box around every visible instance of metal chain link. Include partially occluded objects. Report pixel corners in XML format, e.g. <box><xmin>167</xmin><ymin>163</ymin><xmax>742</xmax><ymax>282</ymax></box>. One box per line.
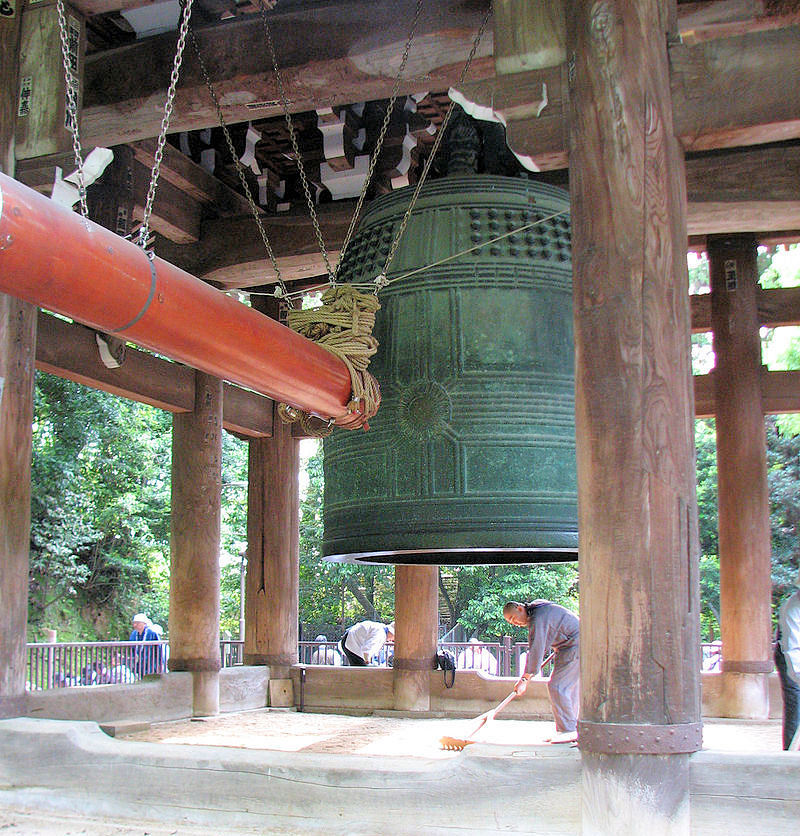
<box><xmin>258</xmin><ymin>0</ymin><xmax>335</xmax><ymax>282</ymax></box>
<box><xmin>187</xmin><ymin>24</ymin><xmax>288</xmax><ymax>300</ymax></box>
<box><xmin>56</xmin><ymin>0</ymin><xmax>88</xmax><ymax>218</ymax></box>
<box><xmin>334</xmin><ymin>0</ymin><xmax>423</xmax><ymax>280</ymax></box>
<box><xmin>376</xmin><ymin>4</ymin><xmax>493</xmax><ymax>291</ymax></box>
<box><xmin>137</xmin><ymin>0</ymin><xmax>195</xmax><ymax>249</ymax></box>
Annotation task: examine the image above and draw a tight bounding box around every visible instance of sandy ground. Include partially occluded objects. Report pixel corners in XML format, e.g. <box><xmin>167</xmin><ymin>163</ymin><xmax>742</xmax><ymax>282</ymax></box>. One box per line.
<box><xmin>0</xmin><ymin>712</ymin><xmax>784</xmax><ymax>834</ymax></box>
<box><xmin>120</xmin><ymin>709</ymin><xmax>783</xmax><ymax>757</ymax></box>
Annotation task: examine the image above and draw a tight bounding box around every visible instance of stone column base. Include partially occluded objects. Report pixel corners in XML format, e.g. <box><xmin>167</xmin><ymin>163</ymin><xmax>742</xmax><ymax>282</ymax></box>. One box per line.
<box><xmin>718</xmin><ymin>672</ymin><xmax>770</xmax><ymax>719</ymax></box>
<box><xmin>192</xmin><ymin>671</ymin><xmax>220</xmax><ymax>717</ymax></box>
<box><xmin>393</xmin><ymin>670</ymin><xmax>430</xmax><ymax>712</ymax></box>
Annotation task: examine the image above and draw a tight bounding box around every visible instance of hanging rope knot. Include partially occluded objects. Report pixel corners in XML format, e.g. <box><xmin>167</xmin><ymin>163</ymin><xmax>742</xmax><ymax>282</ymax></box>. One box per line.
<box><xmin>277</xmin><ymin>285</ymin><xmax>381</xmax><ymax>435</ymax></box>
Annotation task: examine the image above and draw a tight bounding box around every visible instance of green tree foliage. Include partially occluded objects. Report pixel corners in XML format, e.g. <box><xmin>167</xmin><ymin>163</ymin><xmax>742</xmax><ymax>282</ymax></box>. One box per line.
<box><xmin>30</xmin><ymin>373</ymin><xmax>172</xmax><ymax>640</ymax></box>
<box><xmin>695</xmin><ymin>419</ymin><xmax>719</xmax><ymax>557</ymax></box>
<box><xmin>454</xmin><ymin>564</ymin><xmax>578</xmax><ymax>641</ymax></box>
<box><xmin>298</xmin><ymin>440</ymin><xmax>394</xmax><ymax>636</ymax></box>
<box><xmin>766</xmin><ymin>418</ymin><xmax>800</xmax><ymax>599</ymax></box>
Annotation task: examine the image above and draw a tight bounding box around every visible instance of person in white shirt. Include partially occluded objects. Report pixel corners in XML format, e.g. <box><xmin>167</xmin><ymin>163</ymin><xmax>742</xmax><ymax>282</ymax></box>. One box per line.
<box><xmin>456</xmin><ymin>638</ymin><xmax>498</xmax><ymax>675</ymax></box>
<box><xmin>775</xmin><ymin>568</ymin><xmax>800</xmax><ymax>750</ymax></box>
<box><xmin>340</xmin><ymin>620</ymin><xmax>394</xmax><ymax>666</ymax></box>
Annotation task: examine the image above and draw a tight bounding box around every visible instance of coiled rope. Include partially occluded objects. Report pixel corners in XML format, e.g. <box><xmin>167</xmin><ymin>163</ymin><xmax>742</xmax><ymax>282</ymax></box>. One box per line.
<box><xmin>278</xmin><ymin>285</ymin><xmax>381</xmax><ymax>435</ymax></box>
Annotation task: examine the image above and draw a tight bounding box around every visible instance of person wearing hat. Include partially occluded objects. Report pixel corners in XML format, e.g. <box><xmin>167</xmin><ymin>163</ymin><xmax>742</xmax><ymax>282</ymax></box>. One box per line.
<box><xmin>129</xmin><ymin>613</ymin><xmax>161</xmax><ymax>677</ymax></box>
<box><xmin>775</xmin><ymin>568</ymin><xmax>800</xmax><ymax>750</ymax></box>
<box><xmin>503</xmin><ymin>599</ymin><xmax>580</xmax><ymax>744</ymax></box>
<box><xmin>339</xmin><ymin>620</ymin><xmax>394</xmax><ymax>666</ymax></box>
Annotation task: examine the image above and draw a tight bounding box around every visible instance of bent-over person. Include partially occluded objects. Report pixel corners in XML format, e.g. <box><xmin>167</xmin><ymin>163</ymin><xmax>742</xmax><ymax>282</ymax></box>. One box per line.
<box><xmin>503</xmin><ymin>599</ymin><xmax>579</xmax><ymax>743</ymax></box>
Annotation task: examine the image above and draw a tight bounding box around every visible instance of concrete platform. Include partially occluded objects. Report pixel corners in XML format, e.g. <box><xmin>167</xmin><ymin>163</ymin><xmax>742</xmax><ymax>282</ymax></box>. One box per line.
<box><xmin>0</xmin><ymin>716</ymin><xmax>798</xmax><ymax>835</ymax></box>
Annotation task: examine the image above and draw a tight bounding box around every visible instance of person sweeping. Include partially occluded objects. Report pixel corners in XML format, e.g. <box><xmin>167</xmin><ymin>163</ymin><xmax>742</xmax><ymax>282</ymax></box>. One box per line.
<box><xmin>503</xmin><ymin>599</ymin><xmax>580</xmax><ymax>744</ymax></box>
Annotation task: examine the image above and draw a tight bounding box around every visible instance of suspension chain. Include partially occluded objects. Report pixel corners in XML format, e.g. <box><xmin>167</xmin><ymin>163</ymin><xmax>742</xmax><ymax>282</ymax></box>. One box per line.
<box><xmin>137</xmin><ymin>0</ymin><xmax>195</xmax><ymax>249</ymax></box>
<box><xmin>335</xmin><ymin>0</ymin><xmax>423</xmax><ymax>278</ymax></box>
<box><xmin>187</xmin><ymin>24</ymin><xmax>289</xmax><ymax>300</ymax></box>
<box><xmin>258</xmin><ymin>0</ymin><xmax>334</xmax><ymax>282</ymax></box>
<box><xmin>375</xmin><ymin>4</ymin><xmax>493</xmax><ymax>292</ymax></box>
<box><xmin>56</xmin><ymin>0</ymin><xmax>88</xmax><ymax>218</ymax></box>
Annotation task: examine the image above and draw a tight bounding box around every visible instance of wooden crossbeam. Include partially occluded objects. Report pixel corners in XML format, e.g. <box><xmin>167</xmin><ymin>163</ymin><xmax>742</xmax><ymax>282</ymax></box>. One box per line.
<box><xmin>691</xmin><ymin>286</ymin><xmax>800</xmax><ymax>333</ymax></box>
<box><xmin>131</xmin><ymin>138</ymin><xmax>255</xmax><ymax>217</ymax></box>
<box><xmin>694</xmin><ymin>368</ymin><xmax>800</xmax><ymax>416</ymax></box>
<box><xmin>154</xmin><ymin>200</ymin><xmax>356</xmax><ymax>288</ymax></box>
<box><xmin>35</xmin><ymin>312</ymin><xmax>273</xmax><ymax>437</ymax></box>
<box><xmin>34</xmin><ymin>312</ymin><xmax>800</xmax><ymax>425</ymax></box>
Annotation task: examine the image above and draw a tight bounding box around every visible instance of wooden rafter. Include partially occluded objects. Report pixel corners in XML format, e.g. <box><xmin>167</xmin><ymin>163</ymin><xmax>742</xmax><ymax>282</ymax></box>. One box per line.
<box><xmin>35</xmin><ymin>312</ymin><xmax>274</xmax><ymax>436</ymax></box>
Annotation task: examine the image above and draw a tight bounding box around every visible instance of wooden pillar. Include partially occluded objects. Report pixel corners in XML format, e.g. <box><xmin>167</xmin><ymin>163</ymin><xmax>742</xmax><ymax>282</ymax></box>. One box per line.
<box><xmin>566</xmin><ymin>1</ymin><xmax>701</xmax><ymax>833</ymax></box>
<box><xmin>708</xmin><ymin>234</ymin><xmax>772</xmax><ymax>719</ymax></box>
<box><xmin>244</xmin><ymin>296</ymin><xmax>300</xmax><ymax>706</ymax></box>
<box><xmin>169</xmin><ymin>371</ymin><xmax>222</xmax><ymax>716</ymax></box>
<box><xmin>0</xmin><ymin>0</ymin><xmax>36</xmax><ymax>721</ymax></box>
<box><xmin>393</xmin><ymin>565</ymin><xmax>438</xmax><ymax>712</ymax></box>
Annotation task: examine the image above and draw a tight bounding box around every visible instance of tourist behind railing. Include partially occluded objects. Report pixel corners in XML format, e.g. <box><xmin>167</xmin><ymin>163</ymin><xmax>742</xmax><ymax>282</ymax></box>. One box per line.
<box><xmin>456</xmin><ymin>638</ymin><xmax>498</xmax><ymax>675</ymax></box>
<box><xmin>310</xmin><ymin>635</ymin><xmax>343</xmax><ymax>666</ymax></box>
<box><xmin>130</xmin><ymin>613</ymin><xmax>164</xmax><ymax>676</ymax></box>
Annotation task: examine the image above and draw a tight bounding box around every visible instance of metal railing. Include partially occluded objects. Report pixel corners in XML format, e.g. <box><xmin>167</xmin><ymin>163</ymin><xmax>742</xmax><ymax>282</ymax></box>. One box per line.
<box><xmin>27</xmin><ymin>638</ymin><xmax>726</xmax><ymax>690</ymax></box>
<box><xmin>26</xmin><ymin>640</ymin><xmax>168</xmax><ymax>690</ymax></box>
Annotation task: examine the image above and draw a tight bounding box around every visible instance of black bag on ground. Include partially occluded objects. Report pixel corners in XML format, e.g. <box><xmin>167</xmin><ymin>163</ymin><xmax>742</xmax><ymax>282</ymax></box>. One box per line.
<box><xmin>436</xmin><ymin>648</ymin><xmax>456</xmax><ymax>688</ymax></box>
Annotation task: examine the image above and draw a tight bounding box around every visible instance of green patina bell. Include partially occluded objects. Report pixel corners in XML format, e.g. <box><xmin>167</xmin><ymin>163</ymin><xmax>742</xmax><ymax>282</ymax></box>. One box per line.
<box><xmin>323</xmin><ymin>175</ymin><xmax>576</xmax><ymax>565</ymax></box>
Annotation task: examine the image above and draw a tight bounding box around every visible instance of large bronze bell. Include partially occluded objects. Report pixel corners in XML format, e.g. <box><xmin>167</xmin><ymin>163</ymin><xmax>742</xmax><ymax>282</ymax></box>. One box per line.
<box><xmin>323</xmin><ymin>175</ymin><xmax>576</xmax><ymax>564</ymax></box>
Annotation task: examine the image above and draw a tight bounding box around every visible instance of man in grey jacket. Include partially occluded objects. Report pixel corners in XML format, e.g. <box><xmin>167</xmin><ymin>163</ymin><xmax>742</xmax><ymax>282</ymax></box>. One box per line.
<box><xmin>504</xmin><ymin>599</ymin><xmax>579</xmax><ymax>743</ymax></box>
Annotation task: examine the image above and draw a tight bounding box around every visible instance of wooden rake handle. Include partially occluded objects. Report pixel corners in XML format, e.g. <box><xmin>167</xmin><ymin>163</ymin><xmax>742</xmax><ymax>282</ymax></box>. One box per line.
<box><xmin>464</xmin><ymin>689</ymin><xmax>518</xmax><ymax>739</ymax></box>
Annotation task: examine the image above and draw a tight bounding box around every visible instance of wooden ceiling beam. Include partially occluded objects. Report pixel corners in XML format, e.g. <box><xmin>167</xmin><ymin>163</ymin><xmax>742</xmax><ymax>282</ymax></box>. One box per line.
<box><xmin>132</xmin><ymin>159</ymin><xmax>202</xmax><ymax>243</ymax></box>
<box><xmin>36</xmin><ymin>312</ymin><xmax>273</xmax><ymax>436</ymax></box>
<box><xmin>453</xmin><ymin>25</ymin><xmax>800</xmax><ymax>171</ymax></box>
<box><xmin>152</xmin><ymin>143</ymin><xmax>800</xmax><ymax>285</ymax></box>
<box><xmin>81</xmin><ymin>1</ymin><xmax>495</xmax><ymax>147</ymax></box>
<box><xmin>131</xmin><ymin>138</ymin><xmax>255</xmax><ymax>216</ymax></box>
<box><xmin>677</xmin><ymin>0</ymin><xmax>800</xmax><ymax>45</ymax></box>
<box><xmin>155</xmin><ymin>199</ymin><xmax>356</xmax><ymax>287</ymax></box>
<box><xmin>685</xmin><ymin>142</ymin><xmax>800</xmax><ymax>236</ymax></box>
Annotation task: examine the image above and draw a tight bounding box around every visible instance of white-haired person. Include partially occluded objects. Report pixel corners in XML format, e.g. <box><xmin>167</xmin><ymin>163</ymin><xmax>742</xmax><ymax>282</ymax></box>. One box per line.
<box><xmin>129</xmin><ymin>613</ymin><xmax>162</xmax><ymax>677</ymax></box>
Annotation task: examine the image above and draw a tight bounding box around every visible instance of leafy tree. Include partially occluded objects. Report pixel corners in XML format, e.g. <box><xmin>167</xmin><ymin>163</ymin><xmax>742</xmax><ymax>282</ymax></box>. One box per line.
<box><xmin>695</xmin><ymin>419</ymin><xmax>719</xmax><ymax>558</ymax></box>
<box><xmin>455</xmin><ymin>564</ymin><xmax>578</xmax><ymax>641</ymax></box>
<box><xmin>29</xmin><ymin>373</ymin><xmax>172</xmax><ymax>640</ymax></box>
<box><xmin>298</xmin><ymin>440</ymin><xmax>394</xmax><ymax>637</ymax></box>
<box><xmin>766</xmin><ymin>417</ymin><xmax>800</xmax><ymax>602</ymax></box>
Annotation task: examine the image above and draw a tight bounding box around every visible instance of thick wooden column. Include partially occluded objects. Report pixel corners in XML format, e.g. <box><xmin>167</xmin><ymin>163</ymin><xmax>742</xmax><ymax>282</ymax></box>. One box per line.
<box><xmin>566</xmin><ymin>1</ymin><xmax>701</xmax><ymax>833</ymax></box>
<box><xmin>244</xmin><ymin>296</ymin><xmax>300</xmax><ymax>705</ymax></box>
<box><xmin>708</xmin><ymin>234</ymin><xmax>772</xmax><ymax>719</ymax></box>
<box><xmin>0</xmin><ymin>0</ymin><xmax>35</xmax><ymax>720</ymax></box>
<box><xmin>393</xmin><ymin>565</ymin><xmax>438</xmax><ymax>711</ymax></box>
<box><xmin>169</xmin><ymin>371</ymin><xmax>222</xmax><ymax>716</ymax></box>
<box><xmin>0</xmin><ymin>297</ymin><xmax>36</xmax><ymax>719</ymax></box>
